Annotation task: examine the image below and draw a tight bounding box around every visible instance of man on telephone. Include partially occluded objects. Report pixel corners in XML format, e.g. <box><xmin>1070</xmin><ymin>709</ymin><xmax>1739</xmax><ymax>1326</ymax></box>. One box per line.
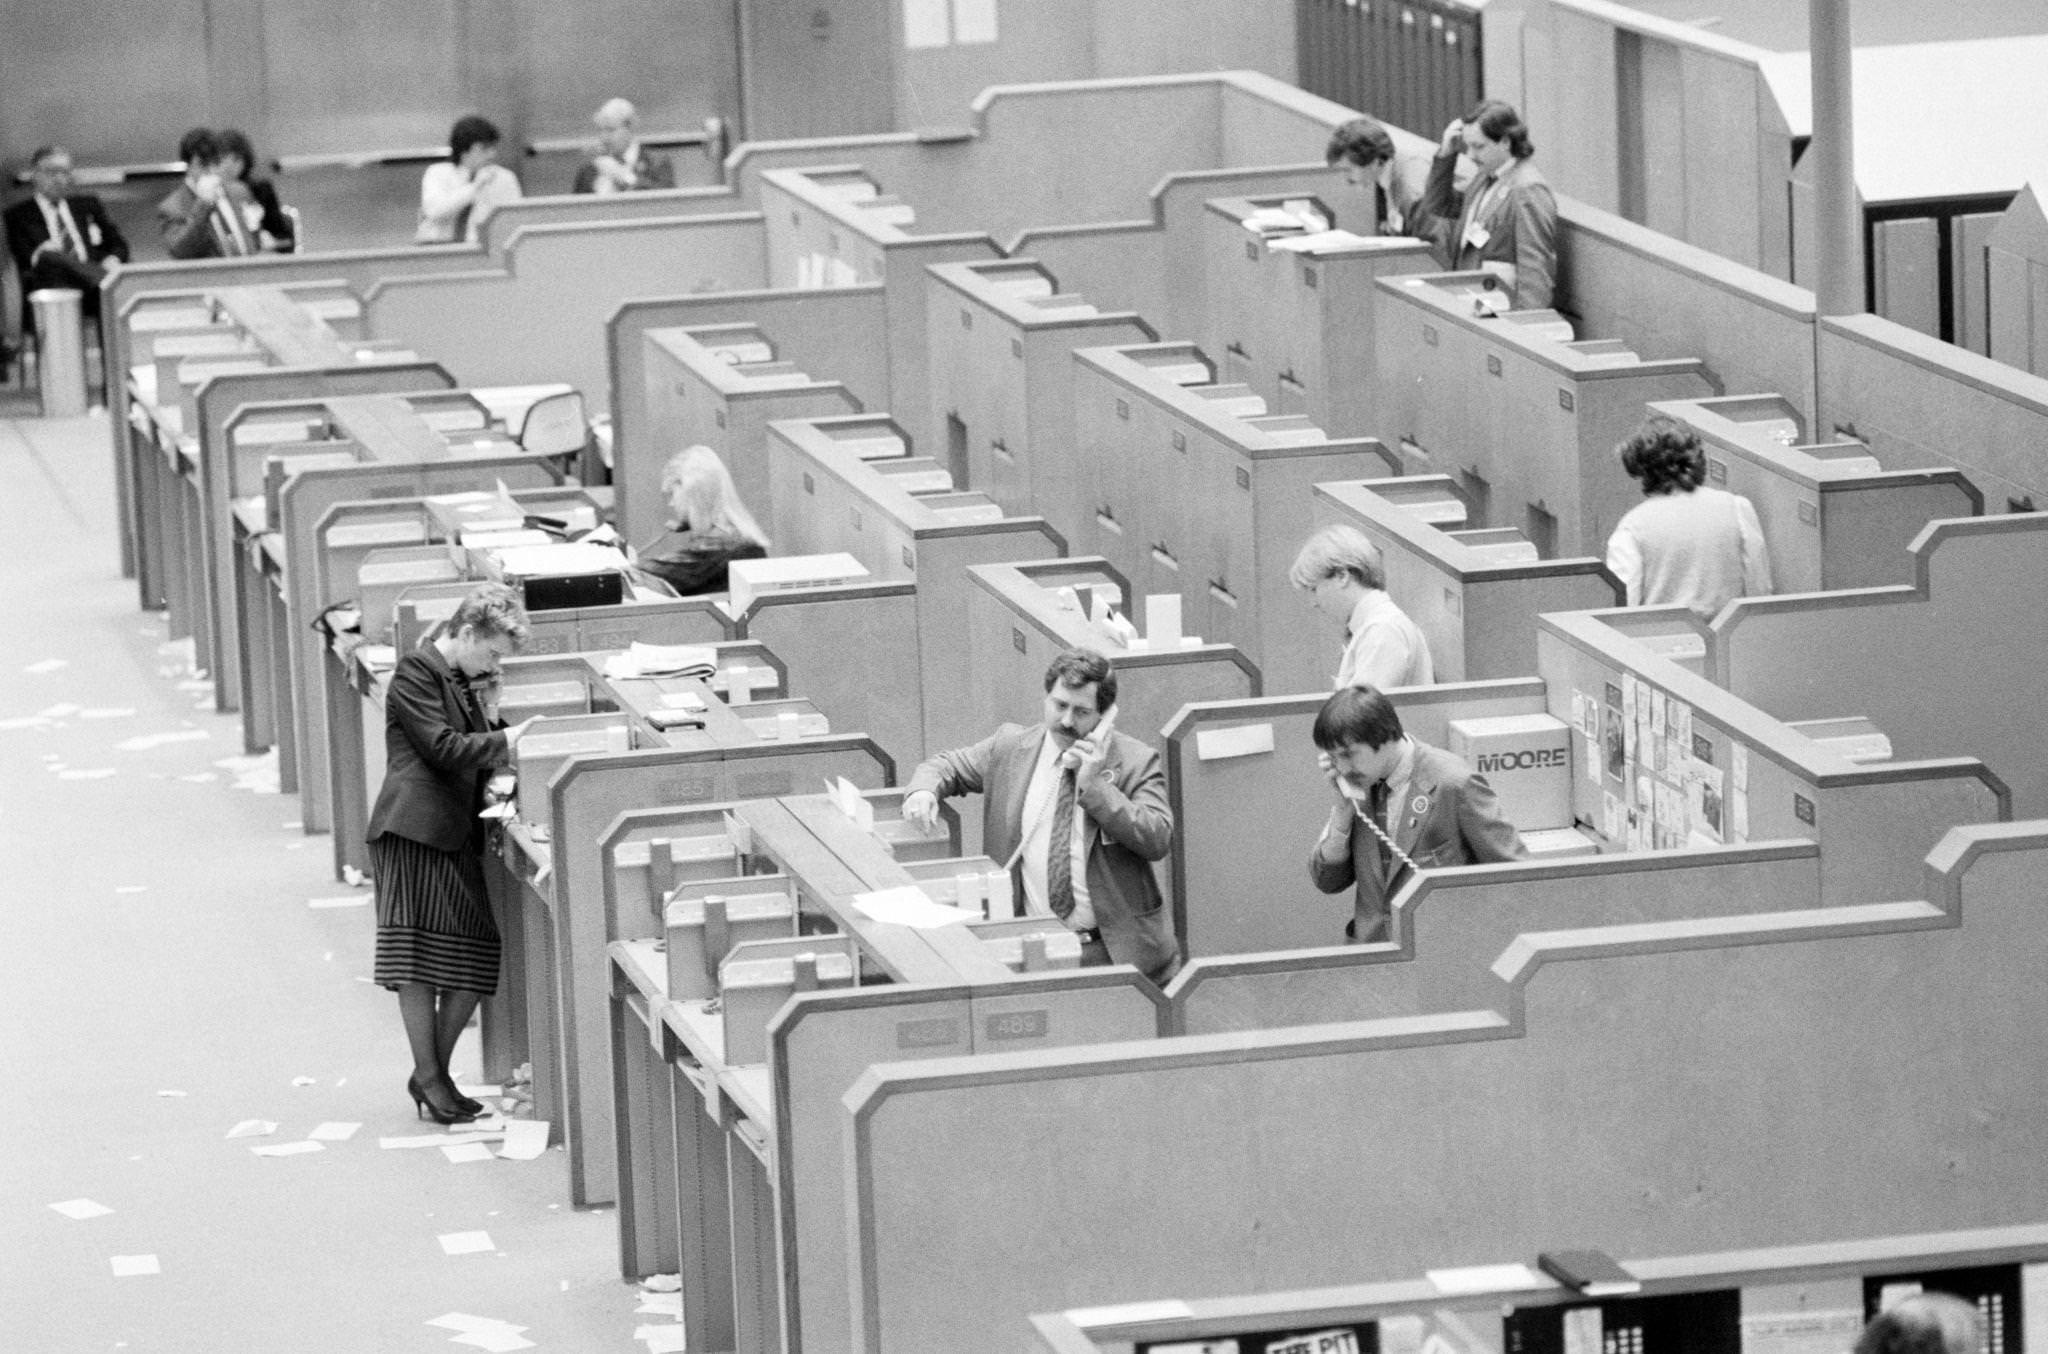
<box><xmin>904</xmin><ymin>648</ymin><xmax>1181</xmax><ymax>984</ymax></box>
<box><xmin>1309</xmin><ymin>684</ymin><xmax>1525</xmax><ymax>944</ymax></box>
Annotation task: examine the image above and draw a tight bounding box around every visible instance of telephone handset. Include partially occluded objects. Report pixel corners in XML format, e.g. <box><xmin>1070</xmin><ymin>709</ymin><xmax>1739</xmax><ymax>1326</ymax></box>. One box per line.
<box><xmin>1059</xmin><ymin>708</ymin><xmax>1117</xmax><ymax>771</ymax></box>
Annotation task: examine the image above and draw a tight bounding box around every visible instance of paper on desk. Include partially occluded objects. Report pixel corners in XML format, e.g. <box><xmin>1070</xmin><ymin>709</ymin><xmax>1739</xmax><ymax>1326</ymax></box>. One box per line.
<box><xmin>452</xmin><ymin>1329</ymin><xmax>537</xmax><ymax>1352</ymax></box>
<box><xmin>48</xmin><ymin>1198</ymin><xmax>114</xmax><ymax>1220</ymax></box>
<box><xmin>251</xmin><ymin>1140</ymin><xmax>325</xmax><ymax>1158</ymax></box>
<box><xmin>850</xmin><ymin>885</ymin><xmax>979</xmax><ymax>930</ymax></box>
<box><xmin>635</xmin><ymin>1325</ymin><xmax>690</xmax><ymax>1353</ymax></box>
<box><xmin>225</xmin><ymin>1119</ymin><xmax>277</xmax><ymax>1140</ymax></box>
<box><xmin>308</xmin><ymin>1121</ymin><xmax>360</xmax><ymax>1142</ymax></box>
<box><xmin>439</xmin><ymin>1230</ymin><xmax>496</xmax><ymax>1256</ymax></box>
<box><xmin>1425</xmin><ymin>1262</ymin><xmax>1547</xmax><ymax>1294</ymax></box>
<box><xmin>110</xmin><ymin>1254</ymin><xmax>161</xmax><ymax>1277</ymax></box>
<box><xmin>498</xmin><ymin>1120</ymin><xmax>549</xmax><ymax>1161</ymax></box>
<box><xmin>441</xmin><ymin>1142</ymin><xmax>497</xmax><ymax>1164</ymax></box>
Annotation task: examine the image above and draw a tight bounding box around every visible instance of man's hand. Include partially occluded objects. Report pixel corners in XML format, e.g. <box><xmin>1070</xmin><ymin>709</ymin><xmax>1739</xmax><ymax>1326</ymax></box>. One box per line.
<box><xmin>504</xmin><ymin>716</ymin><xmax>539</xmax><ymax>749</ymax></box>
<box><xmin>1069</xmin><ymin>714</ymin><xmax>1117</xmax><ymax>793</ymax></box>
<box><xmin>592</xmin><ymin>155</ymin><xmax>635</xmax><ymax>191</ymax></box>
<box><xmin>902</xmin><ymin>788</ymin><xmax>940</xmax><ymax>831</ymax></box>
<box><xmin>193</xmin><ymin>172</ymin><xmax>224</xmax><ymax>205</ymax></box>
<box><xmin>1439</xmin><ymin>118</ymin><xmax>1466</xmax><ymax>155</ymax></box>
<box><xmin>1318</xmin><ymin>751</ymin><xmax>1362</xmax><ymax>814</ymax></box>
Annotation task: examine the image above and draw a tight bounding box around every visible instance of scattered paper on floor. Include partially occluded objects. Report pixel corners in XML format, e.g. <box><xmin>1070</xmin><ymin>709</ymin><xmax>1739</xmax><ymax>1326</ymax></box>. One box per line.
<box><xmin>635</xmin><ymin>1323</ymin><xmax>689</xmax><ymax>1352</ymax></box>
<box><xmin>498</xmin><ymin>1120</ymin><xmax>549</xmax><ymax>1161</ymax></box>
<box><xmin>109</xmin><ymin>1255</ymin><xmax>160</xmax><ymax>1277</ymax></box>
<box><xmin>24</xmin><ymin>658</ymin><xmax>68</xmax><ymax>674</ymax></box>
<box><xmin>48</xmin><ymin>1198</ymin><xmax>113</xmax><ymax>1220</ymax></box>
<box><xmin>438</xmin><ymin>1230</ymin><xmax>495</xmax><ymax>1256</ymax></box>
<box><xmin>451</xmin><ymin>1330</ymin><xmax>537</xmax><ymax>1352</ymax></box>
<box><xmin>441</xmin><ymin>1142</ymin><xmax>496</xmax><ymax>1164</ymax></box>
<box><xmin>117</xmin><ymin>729</ymin><xmax>210</xmax><ymax>752</ymax></box>
<box><xmin>309</xmin><ymin>896</ymin><xmax>369</xmax><ymax>909</ymax></box>
<box><xmin>58</xmin><ymin>768</ymin><xmax>117</xmax><ymax>780</ymax></box>
<box><xmin>635</xmin><ymin>1291</ymin><xmax>683</xmax><ymax>1317</ymax></box>
<box><xmin>308</xmin><ymin>1122</ymin><xmax>360</xmax><ymax>1142</ymax></box>
<box><xmin>426</xmin><ymin>1314</ymin><xmax>529</xmax><ymax>1335</ymax></box>
<box><xmin>225</xmin><ymin>1119</ymin><xmax>277</xmax><ymax>1139</ymax></box>
<box><xmin>251</xmin><ymin>1140</ymin><xmax>325</xmax><ymax>1157</ymax></box>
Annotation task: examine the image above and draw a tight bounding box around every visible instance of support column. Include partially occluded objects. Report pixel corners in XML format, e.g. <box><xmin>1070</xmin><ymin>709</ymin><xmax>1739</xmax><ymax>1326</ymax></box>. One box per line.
<box><xmin>1809</xmin><ymin>0</ymin><xmax>1863</xmax><ymax>315</ymax></box>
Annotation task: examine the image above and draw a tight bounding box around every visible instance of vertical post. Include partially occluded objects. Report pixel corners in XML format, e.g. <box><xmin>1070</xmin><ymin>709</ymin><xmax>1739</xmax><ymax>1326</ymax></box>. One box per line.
<box><xmin>1809</xmin><ymin>0</ymin><xmax>1863</xmax><ymax>315</ymax></box>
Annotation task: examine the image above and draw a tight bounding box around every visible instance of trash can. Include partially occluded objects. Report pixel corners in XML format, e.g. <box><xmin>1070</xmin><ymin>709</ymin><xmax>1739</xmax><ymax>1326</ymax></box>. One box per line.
<box><xmin>30</xmin><ymin>287</ymin><xmax>88</xmax><ymax>417</ymax></box>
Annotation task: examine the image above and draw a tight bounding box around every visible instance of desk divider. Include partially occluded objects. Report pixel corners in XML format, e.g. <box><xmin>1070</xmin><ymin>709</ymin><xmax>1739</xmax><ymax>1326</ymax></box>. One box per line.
<box><xmin>733</xmin><ymin>582</ymin><xmax>923</xmax><ymax>770</ymax></box>
<box><xmin>1713</xmin><ymin>514</ymin><xmax>2048</xmax><ymax>818</ymax></box>
<box><xmin>1538</xmin><ymin>607</ymin><xmax>2009</xmax><ymax>905</ymax></box>
<box><xmin>1372</xmin><ymin>269</ymin><xmax>1715</xmax><ymax>557</ymax></box>
<box><xmin>766</xmin><ymin>412</ymin><xmax>1067</xmax><ymax>759</ymax></box>
<box><xmin>362</xmin><ymin>213</ymin><xmax>771</xmax><ymax>412</ymax></box>
<box><xmin>1070</xmin><ymin>340</ymin><xmax>1395</xmax><ymax>694</ymax></box>
<box><xmin>842</xmin><ymin>823</ymin><xmax>2048</xmax><ymax>1354</ymax></box>
<box><xmin>607</xmin><ymin>287</ymin><xmax>890</xmax><ymax>546</ymax></box>
<box><xmin>1648</xmin><ymin>392</ymin><xmax>1981</xmax><ymax>593</ymax></box>
<box><xmin>1313</xmin><ymin>477</ymin><xmax>1621</xmax><ymax>681</ymax></box>
<box><xmin>1161</xmin><ymin>680</ymin><xmax>1551</xmax><ymax>959</ymax></box>
<box><xmin>1172</xmin><ymin>839</ymin><xmax>1822</xmax><ymax>1035</ymax></box>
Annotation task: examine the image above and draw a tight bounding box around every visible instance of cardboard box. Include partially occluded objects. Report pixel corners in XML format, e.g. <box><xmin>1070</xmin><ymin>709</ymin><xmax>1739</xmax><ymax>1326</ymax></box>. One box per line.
<box><xmin>1447</xmin><ymin>712</ymin><xmax>1572</xmax><ymax>832</ymax></box>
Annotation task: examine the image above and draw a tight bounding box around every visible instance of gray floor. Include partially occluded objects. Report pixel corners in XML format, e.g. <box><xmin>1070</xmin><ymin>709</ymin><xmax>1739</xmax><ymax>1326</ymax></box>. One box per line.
<box><xmin>0</xmin><ymin>399</ymin><xmax>660</xmax><ymax>1350</ymax></box>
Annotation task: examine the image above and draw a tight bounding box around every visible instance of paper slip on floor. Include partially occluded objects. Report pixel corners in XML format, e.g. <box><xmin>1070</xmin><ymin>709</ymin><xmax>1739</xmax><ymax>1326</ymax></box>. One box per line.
<box><xmin>438</xmin><ymin>1231</ymin><xmax>496</xmax><ymax>1256</ymax></box>
<box><xmin>48</xmin><ymin>1198</ymin><xmax>113</xmax><ymax>1220</ymax></box>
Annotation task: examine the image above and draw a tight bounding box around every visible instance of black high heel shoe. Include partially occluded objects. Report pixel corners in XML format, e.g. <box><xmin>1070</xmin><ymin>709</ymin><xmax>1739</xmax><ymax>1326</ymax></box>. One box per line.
<box><xmin>451</xmin><ymin>1087</ymin><xmax>486</xmax><ymax>1116</ymax></box>
<box><xmin>407</xmin><ymin>1073</ymin><xmax>478</xmax><ymax>1126</ymax></box>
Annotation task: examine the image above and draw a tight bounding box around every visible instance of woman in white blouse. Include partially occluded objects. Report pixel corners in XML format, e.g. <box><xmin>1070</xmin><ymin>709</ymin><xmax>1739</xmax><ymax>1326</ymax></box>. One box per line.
<box><xmin>1606</xmin><ymin>416</ymin><xmax>1773</xmax><ymax>620</ymax></box>
<box><xmin>417</xmin><ymin>115</ymin><xmax>522</xmax><ymax>245</ymax></box>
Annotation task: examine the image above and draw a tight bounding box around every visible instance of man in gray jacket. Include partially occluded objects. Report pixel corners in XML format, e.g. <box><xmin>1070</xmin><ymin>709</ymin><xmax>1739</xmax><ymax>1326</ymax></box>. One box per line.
<box><xmin>905</xmin><ymin>648</ymin><xmax>1180</xmax><ymax>984</ymax></box>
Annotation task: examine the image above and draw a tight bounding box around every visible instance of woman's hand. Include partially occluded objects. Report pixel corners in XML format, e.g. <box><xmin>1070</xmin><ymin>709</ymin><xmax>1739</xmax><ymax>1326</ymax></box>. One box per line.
<box><xmin>504</xmin><ymin>716</ymin><xmax>538</xmax><ymax>749</ymax></box>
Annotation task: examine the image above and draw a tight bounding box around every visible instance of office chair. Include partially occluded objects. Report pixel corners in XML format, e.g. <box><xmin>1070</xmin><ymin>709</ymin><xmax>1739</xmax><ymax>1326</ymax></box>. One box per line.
<box><xmin>517</xmin><ymin>389</ymin><xmax>590</xmax><ymax>484</ymax></box>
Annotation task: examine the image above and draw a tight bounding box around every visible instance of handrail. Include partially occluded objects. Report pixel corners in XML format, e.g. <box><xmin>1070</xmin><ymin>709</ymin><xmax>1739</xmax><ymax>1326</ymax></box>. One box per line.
<box><xmin>523</xmin><ymin>129</ymin><xmax>712</xmax><ymax>157</ymax></box>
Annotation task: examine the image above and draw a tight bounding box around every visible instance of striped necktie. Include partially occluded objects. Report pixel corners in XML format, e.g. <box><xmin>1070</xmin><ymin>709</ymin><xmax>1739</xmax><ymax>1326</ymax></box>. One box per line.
<box><xmin>1045</xmin><ymin>766</ymin><xmax>1078</xmax><ymax>921</ymax></box>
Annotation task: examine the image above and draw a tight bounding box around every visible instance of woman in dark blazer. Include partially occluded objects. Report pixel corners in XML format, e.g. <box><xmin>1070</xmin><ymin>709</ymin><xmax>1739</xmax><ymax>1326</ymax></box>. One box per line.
<box><xmin>366</xmin><ymin>583</ymin><xmax>536</xmax><ymax>1123</ymax></box>
<box><xmin>217</xmin><ymin>129</ymin><xmax>296</xmax><ymax>252</ymax></box>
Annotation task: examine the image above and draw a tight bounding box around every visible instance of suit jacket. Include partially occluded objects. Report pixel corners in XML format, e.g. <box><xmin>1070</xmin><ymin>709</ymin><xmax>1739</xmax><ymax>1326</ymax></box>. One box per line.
<box><xmin>572</xmin><ymin>148</ymin><xmax>677</xmax><ymax>194</ymax></box>
<box><xmin>909</xmin><ymin>722</ymin><xmax>1181</xmax><ymax>983</ymax></box>
<box><xmin>244</xmin><ymin>178</ymin><xmax>296</xmax><ymax>251</ymax></box>
<box><xmin>4</xmin><ymin>193</ymin><xmax>128</xmax><ymax>323</ymax></box>
<box><xmin>157</xmin><ymin>179</ymin><xmax>261</xmax><ymax>260</ymax></box>
<box><xmin>1416</xmin><ymin>151</ymin><xmax>1558</xmax><ymax>310</ymax></box>
<box><xmin>366</xmin><ymin>644</ymin><xmax>511</xmax><ymax>852</ymax></box>
<box><xmin>1308</xmin><ymin>739</ymin><xmax>1525</xmax><ymax>943</ymax></box>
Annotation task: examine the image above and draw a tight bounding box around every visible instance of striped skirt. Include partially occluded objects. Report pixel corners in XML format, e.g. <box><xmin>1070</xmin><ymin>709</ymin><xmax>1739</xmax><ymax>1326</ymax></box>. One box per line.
<box><xmin>369</xmin><ymin>833</ymin><xmax>501</xmax><ymax>995</ymax></box>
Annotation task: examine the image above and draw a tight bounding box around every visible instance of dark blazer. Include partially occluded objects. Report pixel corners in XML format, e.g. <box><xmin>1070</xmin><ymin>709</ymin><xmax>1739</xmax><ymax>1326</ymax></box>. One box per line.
<box><xmin>638</xmin><ymin>527</ymin><xmax>765</xmax><ymax>596</ymax></box>
<box><xmin>4</xmin><ymin>193</ymin><xmax>129</xmax><ymax>324</ymax></box>
<box><xmin>243</xmin><ymin>178</ymin><xmax>296</xmax><ymax>252</ymax></box>
<box><xmin>571</xmin><ymin>148</ymin><xmax>677</xmax><ymax>194</ymax></box>
<box><xmin>909</xmin><ymin>722</ymin><xmax>1181</xmax><ymax>983</ymax></box>
<box><xmin>366</xmin><ymin>645</ymin><xmax>510</xmax><ymax>852</ymax></box>
<box><xmin>1309</xmin><ymin>739</ymin><xmax>1526</xmax><ymax>944</ymax></box>
<box><xmin>157</xmin><ymin>179</ymin><xmax>261</xmax><ymax>260</ymax></box>
<box><xmin>1416</xmin><ymin>151</ymin><xmax>1558</xmax><ymax>310</ymax></box>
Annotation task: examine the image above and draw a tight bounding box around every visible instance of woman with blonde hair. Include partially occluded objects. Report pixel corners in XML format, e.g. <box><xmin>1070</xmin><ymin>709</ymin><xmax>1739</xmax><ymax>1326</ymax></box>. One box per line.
<box><xmin>638</xmin><ymin>445</ymin><xmax>770</xmax><ymax>594</ymax></box>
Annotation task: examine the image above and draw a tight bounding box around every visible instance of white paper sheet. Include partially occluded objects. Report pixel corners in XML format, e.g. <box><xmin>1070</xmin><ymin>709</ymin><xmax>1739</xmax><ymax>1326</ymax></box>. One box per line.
<box><xmin>308</xmin><ymin>1122</ymin><xmax>360</xmax><ymax>1142</ymax></box>
<box><xmin>110</xmin><ymin>1254</ymin><xmax>161</xmax><ymax>1276</ymax></box>
<box><xmin>498</xmin><ymin>1120</ymin><xmax>550</xmax><ymax>1161</ymax></box>
<box><xmin>251</xmin><ymin>1140</ymin><xmax>325</xmax><ymax>1157</ymax></box>
<box><xmin>850</xmin><ymin>885</ymin><xmax>979</xmax><ymax>930</ymax></box>
<box><xmin>441</xmin><ymin>1142</ymin><xmax>497</xmax><ymax>1164</ymax></box>
<box><xmin>438</xmin><ymin>1230</ymin><xmax>496</xmax><ymax>1255</ymax></box>
<box><xmin>48</xmin><ymin>1198</ymin><xmax>113</xmax><ymax>1220</ymax></box>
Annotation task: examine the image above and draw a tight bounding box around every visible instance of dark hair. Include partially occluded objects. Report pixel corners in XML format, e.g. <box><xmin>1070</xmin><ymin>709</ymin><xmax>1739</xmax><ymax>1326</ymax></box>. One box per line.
<box><xmin>178</xmin><ymin>128</ymin><xmax>221</xmax><ymax>168</ymax></box>
<box><xmin>1465</xmin><ymin>99</ymin><xmax>1534</xmax><ymax>160</ymax></box>
<box><xmin>1311</xmin><ymin>684</ymin><xmax>1404</xmax><ymax>752</ymax></box>
<box><xmin>1044</xmin><ymin>647</ymin><xmax>1115</xmax><ymax>713</ymax></box>
<box><xmin>28</xmin><ymin>145</ymin><xmax>69</xmax><ymax>170</ymax></box>
<box><xmin>1618</xmin><ymin>415</ymin><xmax>1708</xmax><ymax>496</ymax></box>
<box><xmin>1853</xmin><ymin>1294</ymin><xmax>1981</xmax><ymax>1354</ymax></box>
<box><xmin>448</xmin><ymin>581</ymin><xmax>530</xmax><ymax>645</ymax></box>
<box><xmin>1326</xmin><ymin>117</ymin><xmax>1396</xmax><ymax>169</ymax></box>
<box><xmin>449</xmin><ymin>115</ymin><xmax>502</xmax><ymax>163</ymax></box>
<box><xmin>216</xmin><ymin>128</ymin><xmax>264</xmax><ymax>182</ymax></box>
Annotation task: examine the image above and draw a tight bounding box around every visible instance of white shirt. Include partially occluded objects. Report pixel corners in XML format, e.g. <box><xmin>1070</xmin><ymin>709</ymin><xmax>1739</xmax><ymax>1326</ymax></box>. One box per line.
<box><xmin>1337</xmin><ymin>590</ymin><xmax>1434</xmax><ymax>691</ymax></box>
<box><xmin>1015</xmin><ymin>732</ymin><xmax>1097</xmax><ymax>931</ymax></box>
<box><xmin>417</xmin><ymin>162</ymin><xmax>523</xmax><ymax>244</ymax></box>
<box><xmin>1605</xmin><ymin>486</ymin><xmax>1773</xmax><ymax>620</ymax></box>
<box><xmin>38</xmin><ymin>195</ymin><xmax>86</xmax><ymax>258</ymax></box>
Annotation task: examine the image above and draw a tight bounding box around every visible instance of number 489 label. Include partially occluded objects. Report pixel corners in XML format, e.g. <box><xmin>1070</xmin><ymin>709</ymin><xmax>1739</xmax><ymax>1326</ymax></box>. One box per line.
<box><xmin>1267</xmin><ymin>1330</ymin><xmax>1361</xmax><ymax>1354</ymax></box>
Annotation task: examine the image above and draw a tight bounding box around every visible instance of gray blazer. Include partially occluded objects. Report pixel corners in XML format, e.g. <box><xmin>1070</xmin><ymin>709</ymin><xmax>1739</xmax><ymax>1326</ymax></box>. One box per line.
<box><xmin>1309</xmin><ymin>739</ymin><xmax>1526</xmax><ymax>943</ymax></box>
<box><xmin>909</xmin><ymin>723</ymin><xmax>1181</xmax><ymax>983</ymax></box>
<box><xmin>1417</xmin><ymin>151</ymin><xmax>1559</xmax><ymax>310</ymax></box>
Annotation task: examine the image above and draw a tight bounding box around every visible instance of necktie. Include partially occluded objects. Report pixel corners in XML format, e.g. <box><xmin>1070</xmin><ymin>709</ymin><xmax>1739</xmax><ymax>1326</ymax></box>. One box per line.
<box><xmin>1046</xmin><ymin>765</ymin><xmax>1079</xmax><ymax>921</ymax></box>
<box><xmin>1368</xmin><ymin>780</ymin><xmax>1393</xmax><ymax>878</ymax></box>
<box><xmin>48</xmin><ymin>200</ymin><xmax>87</xmax><ymax>261</ymax></box>
<box><xmin>215</xmin><ymin>197</ymin><xmax>253</xmax><ymax>256</ymax></box>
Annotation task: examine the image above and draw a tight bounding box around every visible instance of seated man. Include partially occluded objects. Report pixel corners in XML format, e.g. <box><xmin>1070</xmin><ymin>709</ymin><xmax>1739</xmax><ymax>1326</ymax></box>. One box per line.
<box><xmin>1289</xmin><ymin>524</ymin><xmax>1433</xmax><ymax>690</ymax></box>
<box><xmin>903</xmin><ymin>648</ymin><xmax>1181</xmax><ymax>985</ymax></box>
<box><xmin>572</xmin><ymin>98</ymin><xmax>675</xmax><ymax>195</ymax></box>
<box><xmin>1307</xmin><ymin>685</ymin><xmax>1524</xmax><ymax>944</ymax></box>
<box><xmin>4</xmin><ymin>145</ymin><xmax>130</xmax><ymax>331</ymax></box>
<box><xmin>158</xmin><ymin>129</ymin><xmax>261</xmax><ymax>260</ymax></box>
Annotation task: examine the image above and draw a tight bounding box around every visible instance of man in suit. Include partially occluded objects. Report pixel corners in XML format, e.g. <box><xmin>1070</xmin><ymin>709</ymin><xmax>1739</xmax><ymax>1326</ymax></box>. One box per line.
<box><xmin>1308</xmin><ymin>684</ymin><xmax>1525</xmax><ymax>944</ymax></box>
<box><xmin>572</xmin><ymin>98</ymin><xmax>676</xmax><ymax>195</ymax></box>
<box><xmin>1325</xmin><ymin>116</ymin><xmax>1432</xmax><ymax>239</ymax></box>
<box><xmin>1414</xmin><ymin>99</ymin><xmax>1558</xmax><ymax>310</ymax></box>
<box><xmin>157</xmin><ymin>128</ymin><xmax>261</xmax><ymax>260</ymax></box>
<box><xmin>4</xmin><ymin>145</ymin><xmax>130</xmax><ymax>330</ymax></box>
<box><xmin>903</xmin><ymin>648</ymin><xmax>1181</xmax><ymax>985</ymax></box>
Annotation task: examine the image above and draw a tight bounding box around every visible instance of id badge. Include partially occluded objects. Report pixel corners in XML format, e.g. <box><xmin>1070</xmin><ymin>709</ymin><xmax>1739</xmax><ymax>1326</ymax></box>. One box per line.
<box><xmin>1463</xmin><ymin>221</ymin><xmax>1491</xmax><ymax>250</ymax></box>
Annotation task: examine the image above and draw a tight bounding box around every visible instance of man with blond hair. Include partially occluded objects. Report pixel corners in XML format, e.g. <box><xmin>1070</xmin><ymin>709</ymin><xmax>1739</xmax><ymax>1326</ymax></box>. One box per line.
<box><xmin>573</xmin><ymin>98</ymin><xmax>676</xmax><ymax>194</ymax></box>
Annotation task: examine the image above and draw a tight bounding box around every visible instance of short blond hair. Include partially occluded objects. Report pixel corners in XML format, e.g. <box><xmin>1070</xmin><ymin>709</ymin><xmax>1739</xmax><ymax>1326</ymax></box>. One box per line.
<box><xmin>1289</xmin><ymin>525</ymin><xmax>1385</xmax><ymax>592</ymax></box>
